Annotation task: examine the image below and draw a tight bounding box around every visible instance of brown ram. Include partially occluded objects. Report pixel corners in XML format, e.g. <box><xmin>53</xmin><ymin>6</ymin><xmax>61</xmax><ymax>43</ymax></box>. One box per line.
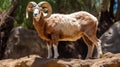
<box><xmin>26</xmin><ymin>1</ymin><xmax>102</xmax><ymax>59</ymax></box>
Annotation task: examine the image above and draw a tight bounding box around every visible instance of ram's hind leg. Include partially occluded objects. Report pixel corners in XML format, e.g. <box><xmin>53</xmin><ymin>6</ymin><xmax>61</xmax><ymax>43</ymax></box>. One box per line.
<box><xmin>85</xmin><ymin>32</ymin><xmax>102</xmax><ymax>58</ymax></box>
<box><xmin>82</xmin><ymin>35</ymin><xmax>94</xmax><ymax>59</ymax></box>
<box><xmin>96</xmin><ymin>39</ymin><xmax>102</xmax><ymax>58</ymax></box>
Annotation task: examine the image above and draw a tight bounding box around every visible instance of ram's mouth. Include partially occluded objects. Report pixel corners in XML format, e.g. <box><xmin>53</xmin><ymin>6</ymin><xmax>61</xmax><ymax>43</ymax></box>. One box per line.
<box><xmin>34</xmin><ymin>14</ymin><xmax>39</xmax><ymax>18</ymax></box>
<box><xmin>33</xmin><ymin>13</ymin><xmax>41</xmax><ymax>22</ymax></box>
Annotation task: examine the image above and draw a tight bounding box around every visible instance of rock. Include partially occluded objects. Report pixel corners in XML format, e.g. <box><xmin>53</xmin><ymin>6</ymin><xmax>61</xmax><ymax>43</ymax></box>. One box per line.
<box><xmin>0</xmin><ymin>53</ymin><xmax>120</xmax><ymax>67</ymax></box>
<box><xmin>2</xmin><ymin>21</ymin><xmax>120</xmax><ymax>67</ymax></box>
<box><xmin>4</xmin><ymin>27</ymin><xmax>48</xmax><ymax>59</ymax></box>
<box><xmin>4</xmin><ymin>27</ymin><xmax>86</xmax><ymax>59</ymax></box>
<box><xmin>100</xmin><ymin>21</ymin><xmax>120</xmax><ymax>53</ymax></box>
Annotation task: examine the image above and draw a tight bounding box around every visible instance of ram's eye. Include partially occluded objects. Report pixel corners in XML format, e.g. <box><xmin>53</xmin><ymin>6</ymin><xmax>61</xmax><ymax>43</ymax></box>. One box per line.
<box><xmin>42</xmin><ymin>7</ymin><xmax>46</xmax><ymax>9</ymax></box>
<box><xmin>43</xmin><ymin>8</ymin><xmax>48</xmax><ymax>13</ymax></box>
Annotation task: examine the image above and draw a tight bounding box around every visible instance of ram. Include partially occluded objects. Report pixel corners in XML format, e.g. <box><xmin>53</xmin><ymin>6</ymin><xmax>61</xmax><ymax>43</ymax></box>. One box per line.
<box><xmin>26</xmin><ymin>1</ymin><xmax>102</xmax><ymax>59</ymax></box>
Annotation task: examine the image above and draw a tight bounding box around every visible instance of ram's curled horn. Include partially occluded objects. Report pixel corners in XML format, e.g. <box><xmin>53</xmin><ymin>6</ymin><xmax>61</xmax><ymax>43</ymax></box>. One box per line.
<box><xmin>38</xmin><ymin>1</ymin><xmax>52</xmax><ymax>18</ymax></box>
<box><xmin>26</xmin><ymin>1</ymin><xmax>37</xmax><ymax>19</ymax></box>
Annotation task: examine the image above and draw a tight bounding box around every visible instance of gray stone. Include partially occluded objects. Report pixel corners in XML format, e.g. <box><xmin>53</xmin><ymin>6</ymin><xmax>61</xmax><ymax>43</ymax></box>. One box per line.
<box><xmin>100</xmin><ymin>21</ymin><xmax>120</xmax><ymax>53</ymax></box>
<box><xmin>4</xmin><ymin>27</ymin><xmax>48</xmax><ymax>59</ymax></box>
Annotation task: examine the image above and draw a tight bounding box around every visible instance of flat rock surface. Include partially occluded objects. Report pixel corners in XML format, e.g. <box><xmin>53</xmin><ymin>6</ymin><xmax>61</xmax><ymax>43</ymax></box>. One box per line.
<box><xmin>0</xmin><ymin>52</ymin><xmax>120</xmax><ymax>67</ymax></box>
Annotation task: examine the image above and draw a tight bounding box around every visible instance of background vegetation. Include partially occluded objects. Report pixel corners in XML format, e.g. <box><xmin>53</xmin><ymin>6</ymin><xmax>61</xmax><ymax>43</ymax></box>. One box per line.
<box><xmin>0</xmin><ymin>0</ymin><xmax>120</xmax><ymax>59</ymax></box>
<box><xmin>0</xmin><ymin>0</ymin><xmax>102</xmax><ymax>29</ymax></box>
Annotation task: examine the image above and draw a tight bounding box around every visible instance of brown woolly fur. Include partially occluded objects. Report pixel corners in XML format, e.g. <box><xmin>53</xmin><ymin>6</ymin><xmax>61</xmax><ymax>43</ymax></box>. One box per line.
<box><xmin>26</xmin><ymin>1</ymin><xmax>102</xmax><ymax>59</ymax></box>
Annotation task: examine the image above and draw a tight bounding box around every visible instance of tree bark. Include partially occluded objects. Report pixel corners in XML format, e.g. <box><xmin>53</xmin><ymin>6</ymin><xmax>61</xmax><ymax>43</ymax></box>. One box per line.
<box><xmin>0</xmin><ymin>0</ymin><xmax>18</xmax><ymax>60</ymax></box>
<box><xmin>97</xmin><ymin>0</ymin><xmax>114</xmax><ymax>38</ymax></box>
<box><xmin>115</xmin><ymin>0</ymin><xmax>120</xmax><ymax>21</ymax></box>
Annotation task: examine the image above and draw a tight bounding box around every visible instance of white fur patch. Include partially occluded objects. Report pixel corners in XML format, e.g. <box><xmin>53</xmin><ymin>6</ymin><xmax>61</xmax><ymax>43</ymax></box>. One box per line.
<box><xmin>53</xmin><ymin>44</ymin><xmax>59</xmax><ymax>58</ymax></box>
<box><xmin>47</xmin><ymin>44</ymin><xmax>52</xmax><ymax>59</ymax></box>
<box><xmin>33</xmin><ymin>9</ymin><xmax>39</xmax><ymax>16</ymax></box>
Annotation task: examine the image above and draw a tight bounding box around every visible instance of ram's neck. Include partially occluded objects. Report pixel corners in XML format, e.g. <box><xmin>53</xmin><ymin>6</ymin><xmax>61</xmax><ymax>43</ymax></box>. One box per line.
<box><xmin>33</xmin><ymin>18</ymin><xmax>50</xmax><ymax>41</ymax></box>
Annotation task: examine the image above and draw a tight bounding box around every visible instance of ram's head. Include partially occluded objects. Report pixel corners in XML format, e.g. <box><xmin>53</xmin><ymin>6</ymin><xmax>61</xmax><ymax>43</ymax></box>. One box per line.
<box><xmin>26</xmin><ymin>1</ymin><xmax>52</xmax><ymax>21</ymax></box>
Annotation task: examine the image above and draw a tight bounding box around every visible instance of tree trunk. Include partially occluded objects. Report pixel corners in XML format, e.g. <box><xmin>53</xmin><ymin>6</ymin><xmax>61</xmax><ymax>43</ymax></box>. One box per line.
<box><xmin>115</xmin><ymin>0</ymin><xmax>120</xmax><ymax>21</ymax></box>
<box><xmin>0</xmin><ymin>0</ymin><xmax>18</xmax><ymax>60</ymax></box>
<box><xmin>55</xmin><ymin>0</ymin><xmax>81</xmax><ymax>13</ymax></box>
<box><xmin>97</xmin><ymin>0</ymin><xmax>115</xmax><ymax>38</ymax></box>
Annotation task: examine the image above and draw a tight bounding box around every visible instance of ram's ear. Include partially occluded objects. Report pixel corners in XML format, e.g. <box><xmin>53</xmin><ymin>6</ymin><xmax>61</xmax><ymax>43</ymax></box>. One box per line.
<box><xmin>26</xmin><ymin>1</ymin><xmax>37</xmax><ymax>19</ymax></box>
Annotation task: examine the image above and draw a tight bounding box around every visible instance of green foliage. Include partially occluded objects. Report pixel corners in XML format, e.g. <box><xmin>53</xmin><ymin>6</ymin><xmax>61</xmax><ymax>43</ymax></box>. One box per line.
<box><xmin>15</xmin><ymin>0</ymin><xmax>56</xmax><ymax>29</ymax></box>
<box><xmin>0</xmin><ymin>0</ymin><xmax>11</xmax><ymax>11</ymax></box>
<box><xmin>0</xmin><ymin>0</ymin><xmax>101</xmax><ymax>29</ymax></box>
<box><xmin>78</xmin><ymin>0</ymin><xmax>101</xmax><ymax>16</ymax></box>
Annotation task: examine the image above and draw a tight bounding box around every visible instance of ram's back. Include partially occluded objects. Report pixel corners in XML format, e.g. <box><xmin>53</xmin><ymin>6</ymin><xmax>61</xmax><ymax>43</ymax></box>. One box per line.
<box><xmin>45</xmin><ymin>11</ymin><xmax>98</xmax><ymax>41</ymax></box>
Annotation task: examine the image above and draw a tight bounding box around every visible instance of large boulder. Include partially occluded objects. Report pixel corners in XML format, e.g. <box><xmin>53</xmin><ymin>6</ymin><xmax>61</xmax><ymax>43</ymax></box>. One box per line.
<box><xmin>100</xmin><ymin>21</ymin><xmax>120</xmax><ymax>53</ymax></box>
<box><xmin>4</xmin><ymin>27</ymin><xmax>86</xmax><ymax>59</ymax></box>
<box><xmin>4</xmin><ymin>27</ymin><xmax>48</xmax><ymax>59</ymax></box>
<box><xmin>4</xmin><ymin>21</ymin><xmax>120</xmax><ymax>59</ymax></box>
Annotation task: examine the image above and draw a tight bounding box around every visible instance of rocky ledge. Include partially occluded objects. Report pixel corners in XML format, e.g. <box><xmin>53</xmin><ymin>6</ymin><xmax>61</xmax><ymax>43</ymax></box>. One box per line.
<box><xmin>0</xmin><ymin>52</ymin><xmax>120</xmax><ymax>67</ymax></box>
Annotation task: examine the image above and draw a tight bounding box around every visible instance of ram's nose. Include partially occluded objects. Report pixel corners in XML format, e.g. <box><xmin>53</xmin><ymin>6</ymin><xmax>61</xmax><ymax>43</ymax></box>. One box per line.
<box><xmin>34</xmin><ymin>13</ymin><xmax>38</xmax><ymax>17</ymax></box>
<box><xmin>33</xmin><ymin>9</ymin><xmax>39</xmax><ymax>17</ymax></box>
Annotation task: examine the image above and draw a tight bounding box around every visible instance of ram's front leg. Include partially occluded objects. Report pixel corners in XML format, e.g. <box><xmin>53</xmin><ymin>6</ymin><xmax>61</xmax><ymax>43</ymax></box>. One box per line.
<box><xmin>53</xmin><ymin>44</ymin><xmax>59</xmax><ymax>58</ymax></box>
<box><xmin>51</xmin><ymin>33</ymin><xmax>59</xmax><ymax>58</ymax></box>
<box><xmin>47</xmin><ymin>42</ymin><xmax>52</xmax><ymax>59</ymax></box>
